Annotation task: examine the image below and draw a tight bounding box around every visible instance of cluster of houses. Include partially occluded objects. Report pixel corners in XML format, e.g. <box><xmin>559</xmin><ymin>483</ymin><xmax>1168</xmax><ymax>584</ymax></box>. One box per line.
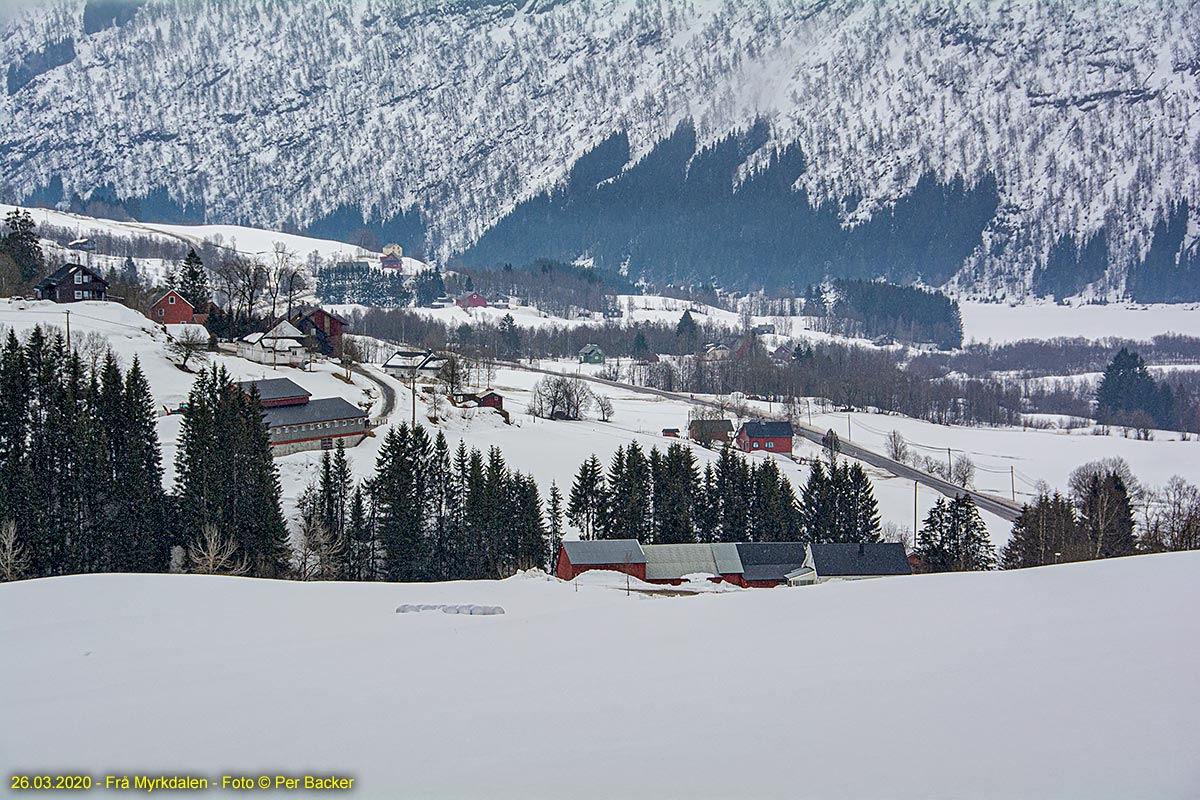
<box><xmin>556</xmin><ymin>540</ymin><xmax>911</xmax><ymax>587</ymax></box>
<box><xmin>672</xmin><ymin>417</ymin><xmax>795</xmax><ymax>455</ymax></box>
<box><xmin>234</xmin><ymin>307</ymin><xmax>350</xmax><ymax>367</ymax></box>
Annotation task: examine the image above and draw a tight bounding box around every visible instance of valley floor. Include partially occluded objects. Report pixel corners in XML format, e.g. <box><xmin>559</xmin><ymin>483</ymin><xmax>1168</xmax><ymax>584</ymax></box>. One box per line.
<box><xmin>2</xmin><ymin>554</ymin><xmax>1198</xmax><ymax>799</ymax></box>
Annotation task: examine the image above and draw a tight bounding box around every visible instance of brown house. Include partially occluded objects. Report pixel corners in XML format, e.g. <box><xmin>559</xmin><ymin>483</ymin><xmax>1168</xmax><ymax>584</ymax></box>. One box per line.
<box><xmin>688</xmin><ymin>418</ymin><xmax>733</xmax><ymax>446</ymax></box>
<box><xmin>34</xmin><ymin>264</ymin><xmax>109</xmax><ymax>303</ymax></box>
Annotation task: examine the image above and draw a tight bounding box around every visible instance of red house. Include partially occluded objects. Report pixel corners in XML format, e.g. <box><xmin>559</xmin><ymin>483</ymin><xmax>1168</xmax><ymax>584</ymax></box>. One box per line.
<box><xmin>456</xmin><ymin>291</ymin><xmax>488</xmax><ymax>309</ymax></box>
<box><xmin>476</xmin><ymin>390</ymin><xmax>503</xmax><ymax>410</ymax></box>
<box><xmin>148</xmin><ymin>290</ymin><xmax>199</xmax><ymax>325</ymax></box>
<box><xmin>735</xmin><ymin>419</ymin><xmax>794</xmax><ymax>455</ymax></box>
<box><xmin>556</xmin><ymin>540</ymin><xmax>646</xmax><ymax>582</ymax></box>
<box><xmin>290</xmin><ymin>306</ymin><xmax>349</xmax><ymax>356</ymax></box>
<box><xmin>380</xmin><ymin>252</ymin><xmax>403</xmax><ymax>270</ymax></box>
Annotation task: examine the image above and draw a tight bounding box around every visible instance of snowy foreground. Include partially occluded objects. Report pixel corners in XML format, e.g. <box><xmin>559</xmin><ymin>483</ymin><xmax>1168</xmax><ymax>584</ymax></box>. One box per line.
<box><xmin>3</xmin><ymin>557</ymin><xmax>1199</xmax><ymax>799</ymax></box>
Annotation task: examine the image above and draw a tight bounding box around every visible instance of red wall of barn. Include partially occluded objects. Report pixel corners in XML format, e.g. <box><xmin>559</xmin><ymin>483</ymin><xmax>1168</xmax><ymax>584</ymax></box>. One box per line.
<box><xmin>555</xmin><ymin>547</ymin><xmax>646</xmax><ymax>582</ymax></box>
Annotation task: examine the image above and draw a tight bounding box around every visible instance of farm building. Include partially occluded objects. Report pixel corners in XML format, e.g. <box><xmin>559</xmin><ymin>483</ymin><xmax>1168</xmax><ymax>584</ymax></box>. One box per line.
<box><xmin>382</xmin><ymin>349</ymin><xmax>446</xmax><ymax>380</ymax></box>
<box><xmin>785</xmin><ymin>543</ymin><xmax>912</xmax><ymax>585</ymax></box>
<box><xmin>456</xmin><ymin>292</ymin><xmax>488</xmax><ymax>308</ymax></box>
<box><xmin>578</xmin><ymin>343</ymin><xmax>605</xmax><ymax>364</ymax></box>
<box><xmin>452</xmin><ymin>389</ymin><xmax>503</xmax><ymax>410</ymax></box>
<box><xmin>33</xmin><ymin>263</ymin><xmax>109</xmax><ymax>303</ymax></box>
<box><xmin>149</xmin><ymin>290</ymin><xmax>202</xmax><ymax>325</ymax></box>
<box><xmin>734</xmin><ymin>542</ymin><xmax>810</xmax><ymax>587</ymax></box>
<box><xmin>290</xmin><ymin>306</ymin><xmax>349</xmax><ymax>356</ymax></box>
<box><xmin>380</xmin><ymin>244</ymin><xmax>404</xmax><ymax>269</ymax></box>
<box><xmin>688</xmin><ymin>418</ymin><xmax>733</xmax><ymax>446</ymax></box>
<box><xmin>555</xmin><ymin>540</ymin><xmax>909</xmax><ymax>588</ymax></box>
<box><xmin>556</xmin><ymin>540</ymin><xmax>646</xmax><ymax>582</ymax></box>
<box><xmin>238</xmin><ymin>378</ymin><xmax>368</xmax><ymax>455</ymax></box>
<box><xmin>237</xmin><ymin>320</ymin><xmax>307</xmax><ymax>367</ymax></box>
<box><xmin>736</xmin><ymin>420</ymin><xmax>794</xmax><ymax>455</ymax></box>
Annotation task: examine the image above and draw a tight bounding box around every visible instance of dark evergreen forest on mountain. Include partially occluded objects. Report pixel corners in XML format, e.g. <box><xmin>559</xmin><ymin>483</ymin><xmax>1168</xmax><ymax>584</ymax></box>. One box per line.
<box><xmin>458</xmin><ymin>121</ymin><xmax>1001</xmax><ymax>291</ymax></box>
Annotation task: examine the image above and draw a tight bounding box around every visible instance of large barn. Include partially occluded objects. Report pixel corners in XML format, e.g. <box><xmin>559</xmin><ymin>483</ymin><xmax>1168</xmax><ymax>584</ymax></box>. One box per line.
<box><xmin>556</xmin><ymin>540</ymin><xmax>911</xmax><ymax>588</ymax></box>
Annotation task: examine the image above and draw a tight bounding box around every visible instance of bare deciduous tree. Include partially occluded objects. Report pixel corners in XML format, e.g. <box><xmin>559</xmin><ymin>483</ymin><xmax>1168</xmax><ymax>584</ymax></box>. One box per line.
<box><xmin>951</xmin><ymin>454</ymin><xmax>976</xmax><ymax>488</ymax></box>
<box><xmin>529</xmin><ymin>375</ymin><xmax>593</xmax><ymax>420</ymax></box>
<box><xmin>187</xmin><ymin>524</ymin><xmax>249</xmax><ymax>576</ymax></box>
<box><xmin>0</xmin><ymin>520</ymin><xmax>31</xmax><ymax>582</ymax></box>
<box><xmin>885</xmin><ymin>430</ymin><xmax>909</xmax><ymax>463</ymax></box>
<box><xmin>166</xmin><ymin>326</ymin><xmax>210</xmax><ymax>370</ymax></box>
<box><xmin>596</xmin><ymin>394</ymin><xmax>614</xmax><ymax>422</ymax></box>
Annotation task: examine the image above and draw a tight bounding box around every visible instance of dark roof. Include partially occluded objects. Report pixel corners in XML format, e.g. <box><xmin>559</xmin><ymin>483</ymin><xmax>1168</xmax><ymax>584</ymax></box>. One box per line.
<box><xmin>809</xmin><ymin>543</ymin><xmax>912</xmax><ymax>577</ymax></box>
<box><xmin>237</xmin><ymin>378</ymin><xmax>311</xmax><ymax>402</ymax></box>
<box><xmin>689</xmin><ymin>419</ymin><xmax>733</xmax><ymax>435</ymax></box>
<box><xmin>35</xmin><ymin>262</ymin><xmax>108</xmax><ymax>288</ymax></box>
<box><xmin>735</xmin><ymin>542</ymin><xmax>809</xmax><ymax>583</ymax></box>
<box><xmin>740</xmin><ymin>419</ymin><xmax>794</xmax><ymax>438</ymax></box>
<box><xmin>561</xmin><ymin>539</ymin><xmax>646</xmax><ymax>566</ymax></box>
<box><xmin>262</xmin><ymin>397</ymin><xmax>366</xmax><ymax>428</ymax></box>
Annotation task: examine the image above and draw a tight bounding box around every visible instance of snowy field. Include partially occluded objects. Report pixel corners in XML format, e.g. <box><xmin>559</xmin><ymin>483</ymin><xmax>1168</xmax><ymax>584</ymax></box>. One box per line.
<box><xmin>959</xmin><ymin>300</ymin><xmax>1200</xmax><ymax>344</ymax></box>
<box><xmin>2</xmin><ymin>554</ymin><xmax>1198</xmax><ymax>799</ymax></box>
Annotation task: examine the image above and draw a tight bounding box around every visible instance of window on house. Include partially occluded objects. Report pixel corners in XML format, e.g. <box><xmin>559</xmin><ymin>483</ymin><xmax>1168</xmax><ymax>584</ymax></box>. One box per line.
<box><xmin>83</xmin><ymin>291</ymin><xmax>91</xmax><ymax>299</ymax></box>
<box><xmin>74</xmin><ymin>291</ymin><xmax>82</xmax><ymax>299</ymax></box>
<box><xmin>753</xmin><ymin>441</ymin><xmax>759</xmax><ymax>448</ymax></box>
<box><xmin>158</xmin><ymin>308</ymin><xmax>164</xmax><ymax>317</ymax></box>
<box><xmin>74</xmin><ymin>273</ymin><xmax>83</xmax><ymax>284</ymax></box>
<box><xmin>766</xmin><ymin>441</ymin><xmax>775</xmax><ymax>449</ymax></box>
<box><xmin>169</xmin><ymin>296</ymin><xmax>175</xmax><ymax>304</ymax></box>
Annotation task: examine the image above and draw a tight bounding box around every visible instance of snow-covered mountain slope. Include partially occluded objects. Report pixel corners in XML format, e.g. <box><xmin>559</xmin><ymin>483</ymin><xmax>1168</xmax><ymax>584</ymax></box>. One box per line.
<box><xmin>2</xmin><ymin>0</ymin><xmax>1199</xmax><ymax>297</ymax></box>
<box><xmin>4</xmin><ymin>553</ymin><xmax>1199</xmax><ymax>798</ymax></box>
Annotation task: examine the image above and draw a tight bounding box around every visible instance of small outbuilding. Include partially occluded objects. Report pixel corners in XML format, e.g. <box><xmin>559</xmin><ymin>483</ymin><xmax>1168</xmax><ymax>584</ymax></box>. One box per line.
<box><xmin>688</xmin><ymin>418</ymin><xmax>733</xmax><ymax>446</ymax></box>
<box><xmin>382</xmin><ymin>349</ymin><xmax>446</xmax><ymax>380</ymax></box>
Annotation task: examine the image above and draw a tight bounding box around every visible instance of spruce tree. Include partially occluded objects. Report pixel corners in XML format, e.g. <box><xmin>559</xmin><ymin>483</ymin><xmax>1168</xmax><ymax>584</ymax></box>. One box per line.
<box><xmin>117</xmin><ymin>357</ymin><xmax>168</xmax><ymax>572</ymax></box>
<box><xmin>547</xmin><ymin>481</ymin><xmax>564</xmax><ymax>572</ymax></box>
<box><xmin>567</xmin><ymin>454</ymin><xmax>605</xmax><ymax>540</ymax></box>
<box><xmin>175</xmin><ymin>248</ymin><xmax>211</xmax><ymax>310</ymax></box>
<box><xmin>1001</xmin><ymin>493</ymin><xmax>1079</xmax><ymax>569</ymax></box>
<box><xmin>915</xmin><ymin>495</ymin><xmax>996</xmax><ymax>572</ymax></box>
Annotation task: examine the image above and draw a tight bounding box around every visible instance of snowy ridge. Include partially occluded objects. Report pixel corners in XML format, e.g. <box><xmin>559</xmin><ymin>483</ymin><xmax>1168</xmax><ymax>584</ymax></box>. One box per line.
<box><xmin>1</xmin><ymin>0</ymin><xmax>1198</xmax><ymax>294</ymax></box>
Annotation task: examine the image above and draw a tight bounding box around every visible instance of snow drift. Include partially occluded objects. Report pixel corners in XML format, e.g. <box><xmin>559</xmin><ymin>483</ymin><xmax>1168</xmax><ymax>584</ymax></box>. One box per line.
<box><xmin>2</xmin><ymin>555</ymin><xmax>1198</xmax><ymax>798</ymax></box>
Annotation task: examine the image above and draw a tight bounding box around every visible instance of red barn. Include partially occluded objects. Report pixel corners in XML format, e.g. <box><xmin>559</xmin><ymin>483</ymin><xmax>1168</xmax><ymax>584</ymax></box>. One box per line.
<box><xmin>149</xmin><ymin>290</ymin><xmax>198</xmax><ymax>325</ymax></box>
<box><xmin>556</xmin><ymin>540</ymin><xmax>646</xmax><ymax>582</ymax></box>
<box><xmin>456</xmin><ymin>291</ymin><xmax>488</xmax><ymax>309</ymax></box>
<box><xmin>735</xmin><ymin>419</ymin><xmax>794</xmax><ymax>455</ymax></box>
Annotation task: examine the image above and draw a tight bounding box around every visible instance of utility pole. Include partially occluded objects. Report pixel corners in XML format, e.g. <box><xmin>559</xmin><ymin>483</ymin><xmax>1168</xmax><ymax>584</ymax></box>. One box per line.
<box><xmin>846</xmin><ymin>414</ymin><xmax>851</xmax><ymax>441</ymax></box>
<box><xmin>913</xmin><ymin>480</ymin><xmax>918</xmax><ymax>546</ymax></box>
<box><xmin>947</xmin><ymin>447</ymin><xmax>953</xmax><ymax>477</ymax></box>
<box><xmin>1011</xmin><ymin>466</ymin><xmax>1016</xmax><ymax>502</ymax></box>
<box><xmin>65</xmin><ymin>309</ymin><xmax>71</xmax><ymax>350</ymax></box>
<box><xmin>410</xmin><ymin>376</ymin><xmax>417</xmax><ymax>428</ymax></box>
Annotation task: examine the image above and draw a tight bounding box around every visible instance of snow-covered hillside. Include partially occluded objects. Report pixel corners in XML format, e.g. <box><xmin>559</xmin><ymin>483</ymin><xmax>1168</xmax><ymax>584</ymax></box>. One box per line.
<box><xmin>2</xmin><ymin>1</ymin><xmax>1199</xmax><ymax>295</ymax></box>
<box><xmin>3</xmin><ymin>553</ymin><xmax>1198</xmax><ymax>798</ymax></box>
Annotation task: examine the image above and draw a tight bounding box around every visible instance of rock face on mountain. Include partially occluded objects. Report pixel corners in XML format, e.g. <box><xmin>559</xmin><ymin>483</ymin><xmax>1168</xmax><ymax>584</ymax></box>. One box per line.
<box><xmin>2</xmin><ymin>0</ymin><xmax>1198</xmax><ymax>298</ymax></box>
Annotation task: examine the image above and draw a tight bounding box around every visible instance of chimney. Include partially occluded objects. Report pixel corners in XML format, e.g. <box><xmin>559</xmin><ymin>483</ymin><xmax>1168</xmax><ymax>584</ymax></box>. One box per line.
<box><xmin>858</xmin><ymin>542</ymin><xmax>865</xmax><ymax>556</ymax></box>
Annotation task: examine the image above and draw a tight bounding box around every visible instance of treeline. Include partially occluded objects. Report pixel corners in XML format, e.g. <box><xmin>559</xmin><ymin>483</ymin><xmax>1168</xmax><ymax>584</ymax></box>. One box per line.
<box><xmin>923</xmin><ymin>333</ymin><xmax>1200</xmax><ymax>378</ymax></box>
<box><xmin>350</xmin><ymin>306</ymin><xmax>1024</xmax><ymax>428</ymax></box>
<box><xmin>824</xmin><ymin>280</ymin><xmax>964</xmax><ymax>349</ymax></box>
<box><xmin>565</xmin><ymin>443</ymin><xmax>881</xmax><ymax>546</ymax></box>
<box><xmin>316</xmin><ymin>260</ymin><xmax>410</xmax><ymax>307</ymax></box>
<box><xmin>448</xmin><ymin>259</ymin><xmax>634</xmax><ymax>317</ymax></box>
<box><xmin>295</xmin><ymin>424</ymin><xmax>556</xmax><ymax>582</ymax></box>
<box><xmin>0</xmin><ymin>327</ymin><xmax>167</xmax><ymax>578</ymax></box>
